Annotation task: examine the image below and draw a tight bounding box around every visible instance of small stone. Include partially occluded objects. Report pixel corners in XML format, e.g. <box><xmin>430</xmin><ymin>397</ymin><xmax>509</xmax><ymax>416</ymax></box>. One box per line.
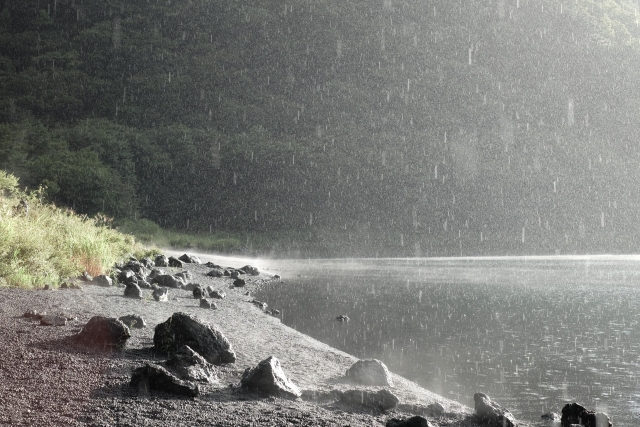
<box><xmin>153</xmin><ymin>287</ymin><xmax>169</xmax><ymax>302</ymax></box>
<box><xmin>40</xmin><ymin>315</ymin><xmax>67</xmax><ymax>326</ymax></box>
<box><xmin>24</xmin><ymin>310</ymin><xmax>44</xmax><ymax>319</ymax></box>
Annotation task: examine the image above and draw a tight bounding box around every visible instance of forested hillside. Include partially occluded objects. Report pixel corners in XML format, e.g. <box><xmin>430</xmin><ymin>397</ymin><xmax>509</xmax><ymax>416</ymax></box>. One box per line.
<box><xmin>2</xmin><ymin>0</ymin><xmax>640</xmax><ymax>256</ymax></box>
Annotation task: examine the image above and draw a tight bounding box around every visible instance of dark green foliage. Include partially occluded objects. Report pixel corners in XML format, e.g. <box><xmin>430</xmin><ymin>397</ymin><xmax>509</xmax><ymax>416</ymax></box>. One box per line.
<box><xmin>1</xmin><ymin>0</ymin><xmax>640</xmax><ymax>255</ymax></box>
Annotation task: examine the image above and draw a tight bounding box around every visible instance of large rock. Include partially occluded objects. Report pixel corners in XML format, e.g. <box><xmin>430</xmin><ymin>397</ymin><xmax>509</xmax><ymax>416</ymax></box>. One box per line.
<box><xmin>153</xmin><ymin>312</ymin><xmax>236</xmax><ymax>364</ymax></box>
<box><xmin>339</xmin><ymin>389</ymin><xmax>399</xmax><ymax>411</ymax></box>
<box><xmin>124</xmin><ymin>282</ymin><xmax>142</xmax><ymax>299</ymax></box>
<box><xmin>386</xmin><ymin>416</ymin><xmax>432</xmax><ymax>427</ymax></box>
<box><xmin>155</xmin><ymin>254</ymin><xmax>169</xmax><ymax>267</ymax></box>
<box><xmin>345</xmin><ymin>359</ymin><xmax>393</xmax><ymax>387</ymax></box>
<box><xmin>76</xmin><ymin>316</ymin><xmax>131</xmax><ymax>351</ymax></box>
<box><xmin>90</xmin><ymin>275</ymin><xmax>113</xmax><ymax>287</ymax></box>
<box><xmin>474</xmin><ymin>393</ymin><xmax>517</xmax><ymax>427</ymax></box>
<box><xmin>240</xmin><ymin>356</ymin><xmax>301</xmax><ymax>398</ymax></box>
<box><xmin>130</xmin><ymin>363</ymin><xmax>199</xmax><ymax>397</ymax></box>
<box><xmin>233</xmin><ymin>278</ymin><xmax>246</xmax><ymax>287</ymax></box>
<box><xmin>178</xmin><ymin>253</ymin><xmax>202</xmax><ymax>264</ymax></box>
<box><xmin>153</xmin><ymin>274</ymin><xmax>184</xmax><ymax>289</ymax></box>
<box><xmin>165</xmin><ymin>345</ymin><xmax>217</xmax><ymax>383</ymax></box>
<box><xmin>561</xmin><ymin>403</ymin><xmax>611</xmax><ymax>427</ymax></box>
<box><xmin>168</xmin><ymin>256</ymin><xmax>184</xmax><ymax>268</ymax></box>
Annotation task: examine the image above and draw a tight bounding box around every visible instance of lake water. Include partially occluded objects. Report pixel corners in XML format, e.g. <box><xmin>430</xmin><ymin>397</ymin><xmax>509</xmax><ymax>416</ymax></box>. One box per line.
<box><xmin>248</xmin><ymin>255</ymin><xmax>640</xmax><ymax>426</ymax></box>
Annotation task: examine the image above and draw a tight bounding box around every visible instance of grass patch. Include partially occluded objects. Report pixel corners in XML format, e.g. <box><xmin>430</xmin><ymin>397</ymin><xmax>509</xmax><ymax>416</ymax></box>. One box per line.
<box><xmin>0</xmin><ymin>171</ymin><xmax>155</xmax><ymax>288</ymax></box>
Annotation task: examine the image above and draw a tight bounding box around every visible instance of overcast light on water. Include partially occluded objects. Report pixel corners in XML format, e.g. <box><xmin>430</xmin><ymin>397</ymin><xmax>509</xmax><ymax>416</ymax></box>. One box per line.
<box><xmin>206</xmin><ymin>254</ymin><xmax>640</xmax><ymax>426</ymax></box>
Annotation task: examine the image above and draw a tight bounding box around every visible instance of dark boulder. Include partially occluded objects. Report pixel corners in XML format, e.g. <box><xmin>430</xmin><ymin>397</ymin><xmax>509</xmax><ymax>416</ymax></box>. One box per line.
<box><xmin>207</xmin><ymin>287</ymin><xmax>225</xmax><ymax>299</ymax></box>
<box><xmin>155</xmin><ymin>254</ymin><xmax>169</xmax><ymax>267</ymax></box>
<box><xmin>240</xmin><ymin>356</ymin><xmax>301</xmax><ymax>398</ymax></box>
<box><xmin>137</xmin><ymin>279</ymin><xmax>153</xmax><ymax>289</ymax></box>
<box><xmin>148</xmin><ymin>268</ymin><xmax>166</xmax><ymax>282</ymax></box>
<box><xmin>199</xmin><ymin>298</ymin><xmax>217</xmax><ymax>309</ymax></box>
<box><xmin>474</xmin><ymin>393</ymin><xmax>517</xmax><ymax>427</ymax></box>
<box><xmin>153</xmin><ymin>287</ymin><xmax>169</xmax><ymax>302</ymax></box>
<box><xmin>119</xmin><ymin>314</ymin><xmax>147</xmax><ymax>329</ymax></box>
<box><xmin>178</xmin><ymin>253</ymin><xmax>202</xmax><ymax>264</ymax></box>
<box><xmin>130</xmin><ymin>363</ymin><xmax>199</xmax><ymax>397</ymax></box>
<box><xmin>233</xmin><ymin>278</ymin><xmax>246</xmax><ymax>287</ymax></box>
<box><xmin>168</xmin><ymin>256</ymin><xmax>184</xmax><ymax>268</ymax></box>
<box><xmin>345</xmin><ymin>359</ymin><xmax>393</xmax><ymax>386</ymax></box>
<box><xmin>140</xmin><ymin>257</ymin><xmax>155</xmax><ymax>268</ymax></box>
<box><xmin>251</xmin><ymin>300</ymin><xmax>268</xmax><ymax>311</ymax></box>
<box><xmin>117</xmin><ymin>270</ymin><xmax>138</xmax><ymax>286</ymax></box>
<box><xmin>386</xmin><ymin>416</ymin><xmax>432</xmax><ymax>427</ymax></box>
<box><xmin>153</xmin><ymin>274</ymin><xmax>184</xmax><ymax>289</ymax></box>
<box><xmin>230</xmin><ymin>270</ymin><xmax>241</xmax><ymax>279</ymax></box>
<box><xmin>76</xmin><ymin>316</ymin><xmax>131</xmax><ymax>351</ymax></box>
<box><xmin>175</xmin><ymin>271</ymin><xmax>193</xmax><ymax>282</ymax></box>
<box><xmin>165</xmin><ymin>345</ymin><xmax>217</xmax><ymax>383</ymax></box>
<box><xmin>40</xmin><ymin>315</ymin><xmax>67</xmax><ymax>326</ymax></box>
<box><xmin>193</xmin><ymin>286</ymin><xmax>206</xmax><ymax>299</ymax></box>
<box><xmin>242</xmin><ymin>265</ymin><xmax>260</xmax><ymax>276</ymax></box>
<box><xmin>336</xmin><ymin>314</ymin><xmax>350</xmax><ymax>321</ymax></box>
<box><xmin>204</xmin><ymin>261</ymin><xmax>221</xmax><ymax>268</ymax></box>
<box><xmin>90</xmin><ymin>275</ymin><xmax>113</xmax><ymax>287</ymax></box>
<box><xmin>561</xmin><ymin>403</ymin><xmax>611</xmax><ymax>427</ymax></box>
<box><xmin>339</xmin><ymin>389</ymin><xmax>399</xmax><ymax>411</ymax></box>
<box><xmin>124</xmin><ymin>283</ymin><xmax>142</xmax><ymax>299</ymax></box>
<box><xmin>206</xmin><ymin>268</ymin><xmax>224</xmax><ymax>278</ymax></box>
<box><xmin>23</xmin><ymin>309</ymin><xmax>45</xmax><ymax>319</ymax></box>
<box><xmin>153</xmin><ymin>312</ymin><xmax>236</xmax><ymax>364</ymax></box>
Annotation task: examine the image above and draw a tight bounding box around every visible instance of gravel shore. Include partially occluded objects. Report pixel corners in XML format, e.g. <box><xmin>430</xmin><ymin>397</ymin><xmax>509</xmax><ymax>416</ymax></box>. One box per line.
<box><xmin>0</xmin><ymin>258</ymin><xmax>519</xmax><ymax>426</ymax></box>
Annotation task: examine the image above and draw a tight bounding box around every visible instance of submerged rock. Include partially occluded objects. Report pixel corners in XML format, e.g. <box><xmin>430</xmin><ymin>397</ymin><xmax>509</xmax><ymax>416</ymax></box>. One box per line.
<box><xmin>345</xmin><ymin>359</ymin><xmax>393</xmax><ymax>387</ymax></box>
<box><xmin>154</xmin><ymin>312</ymin><xmax>236</xmax><ymax>364</ymax></box>
<box><xmin>130</xmin><ymin>363</ymin><xmax>199</xmax><ymax>397</ymax></box>
<box><xmin>474</xmin><ymin>393</ymin><xmax>517</xmax><ymax>427</ymax></box>
<box><xmin>240</xmin><ymin>356</ymin><xmax>301</xmax><ymax>398</ymax></box>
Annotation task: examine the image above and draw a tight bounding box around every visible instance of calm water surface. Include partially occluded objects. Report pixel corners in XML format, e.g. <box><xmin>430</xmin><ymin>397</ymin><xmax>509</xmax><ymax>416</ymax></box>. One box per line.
<box><xmin>250</xmin><ymin>256</ymin><xmax>640</xmax><ymax>426</ymax></box>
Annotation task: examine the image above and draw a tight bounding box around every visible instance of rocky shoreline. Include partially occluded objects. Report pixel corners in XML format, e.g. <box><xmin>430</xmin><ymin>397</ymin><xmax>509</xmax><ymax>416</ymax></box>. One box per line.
<box><xmin>0</xmin><ymin>253</ymin><xmax>605</xmax><ymax>426</ymax></box>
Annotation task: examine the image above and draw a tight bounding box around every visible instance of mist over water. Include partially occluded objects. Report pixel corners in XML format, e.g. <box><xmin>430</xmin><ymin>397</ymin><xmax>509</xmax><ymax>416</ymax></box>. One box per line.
<box><xmin>244</xmin><ymin>255</ymin><xmax>640</xmax><ymax>426</ymax></box>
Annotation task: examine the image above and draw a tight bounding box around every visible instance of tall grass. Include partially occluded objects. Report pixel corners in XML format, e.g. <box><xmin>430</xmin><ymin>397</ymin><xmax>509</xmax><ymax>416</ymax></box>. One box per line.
<box><xmin>0</xmin><ymin>171</ymin><xmax>155</xmax><ymax>288</ymax></box>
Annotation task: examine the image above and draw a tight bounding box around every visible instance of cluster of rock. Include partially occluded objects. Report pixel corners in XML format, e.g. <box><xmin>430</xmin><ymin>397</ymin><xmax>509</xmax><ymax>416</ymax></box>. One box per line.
<box><xmin>472</xmin><ymin>393</ymin><xmax>612</xmax><ymax>427</ymax></box>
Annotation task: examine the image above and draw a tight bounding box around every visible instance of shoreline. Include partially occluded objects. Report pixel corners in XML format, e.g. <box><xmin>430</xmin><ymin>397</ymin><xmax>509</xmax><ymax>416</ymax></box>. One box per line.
<box><xmin>0</xmin><ymin>256</ymin><xmax>528</xmax><ymax>426</ymax></box>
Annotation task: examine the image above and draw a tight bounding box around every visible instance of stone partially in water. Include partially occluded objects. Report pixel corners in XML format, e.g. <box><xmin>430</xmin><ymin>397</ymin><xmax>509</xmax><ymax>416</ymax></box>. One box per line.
<box><xmin>474</xmin><ymin>393</ymin><xmax>517</xmax><ymax>427</ymax></box>
<box><xmin>345</xmin><ymin>359</ymin><xmax>393</xmax><ymax>386</ymax></box>
<box><xmin>560</xmin><ymin>403</ymin><xmax>611</xmax><ymax>427</ymax></box>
